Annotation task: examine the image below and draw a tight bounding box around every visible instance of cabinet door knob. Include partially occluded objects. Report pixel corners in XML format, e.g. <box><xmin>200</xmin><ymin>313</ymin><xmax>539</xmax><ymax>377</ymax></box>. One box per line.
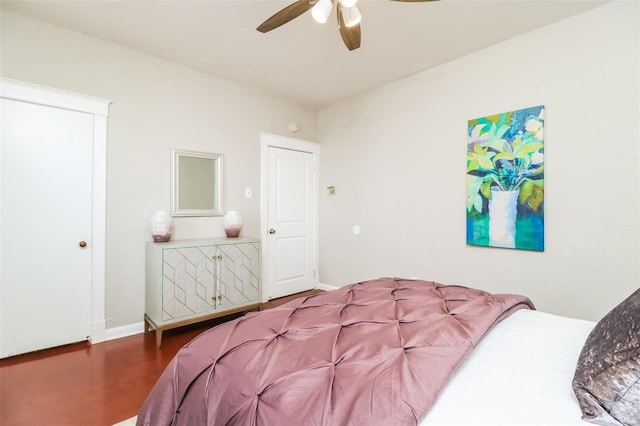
<box><xmin>217</xmin><ymin>295</ymin><xmax>222</xmax><ymax>300</ymax></box>
<box><xmin>217</xmin><ymin>255</ymin><xmax>222</xmax><ymax>260</ymax></box>
<box><xmin>269</xmin><ymin>228</ymin><xmax>276</xmax><ymax>235</ymax></box>
<box><xmin>79</xmin><ymin>241</ymin><xmax>87</xmax><ymax>248</ymax></box>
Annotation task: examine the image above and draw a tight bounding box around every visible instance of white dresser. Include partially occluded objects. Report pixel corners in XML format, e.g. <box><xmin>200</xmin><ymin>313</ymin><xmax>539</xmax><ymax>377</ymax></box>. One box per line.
<box><xmin>145</xmin><ymin>237</ymin><xmax>261</xmax><ymax>347</ymax></box>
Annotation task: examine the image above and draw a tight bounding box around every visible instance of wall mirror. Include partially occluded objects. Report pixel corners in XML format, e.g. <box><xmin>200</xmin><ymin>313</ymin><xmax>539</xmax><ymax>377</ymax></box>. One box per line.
<box><xmin>171</xmin><ymin>149</ymin><xmax>223</xmax><ymax>217</ymax></box>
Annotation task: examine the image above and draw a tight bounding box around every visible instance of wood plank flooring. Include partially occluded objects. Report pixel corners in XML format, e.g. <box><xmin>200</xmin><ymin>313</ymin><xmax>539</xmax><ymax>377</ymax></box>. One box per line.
<box><xmin>0</xmin><ymin>289</ymin><xmax>323</xmax><ymax>426</ymax></box>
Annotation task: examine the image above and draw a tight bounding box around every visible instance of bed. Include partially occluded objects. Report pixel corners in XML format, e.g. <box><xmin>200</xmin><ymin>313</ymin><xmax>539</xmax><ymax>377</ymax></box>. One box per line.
<box><xmin>137</xmin><ymin>278</ymin><xmax>639</xmax><ymax>426</ymax></box>
<box><xmin>421</xmin><ymin>309</ymin><xmax>594</xmax><ymax>426</ymax></box>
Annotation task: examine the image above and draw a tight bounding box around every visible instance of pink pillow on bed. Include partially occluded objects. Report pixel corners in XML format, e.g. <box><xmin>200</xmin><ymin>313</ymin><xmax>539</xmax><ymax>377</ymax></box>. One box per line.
<box><xmin>572</xmin><ymin>288</ymin><xmax>640</xmax><ymax>426</ymax></box>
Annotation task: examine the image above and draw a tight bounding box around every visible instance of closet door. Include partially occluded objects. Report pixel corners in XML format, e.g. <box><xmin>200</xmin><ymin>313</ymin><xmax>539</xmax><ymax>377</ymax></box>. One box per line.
<box><xmin>1</xmin><ymin>98</ymin><xmax>93</xmax><ymax>357</ymax></box>
<box><xmin>264</xmin><ymin>144</ymin><xmax>317</xmax><ymax>299</ymax></box>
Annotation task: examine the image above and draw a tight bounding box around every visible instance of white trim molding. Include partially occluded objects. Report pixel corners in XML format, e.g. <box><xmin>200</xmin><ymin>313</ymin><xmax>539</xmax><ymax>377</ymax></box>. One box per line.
<box><xmin>0</xmin><ymin>78</ymin><xmax>110</xmax><ymax>116</ymax></box>
<box><xmin>104</xmin><ymin>322</ymin><xmax>145</xmax><ymax>342</ymax></box>
<box><xmin>316</xmin><ymin>283</ymin><xmax>339</xmax><ymax>292</ymax></box>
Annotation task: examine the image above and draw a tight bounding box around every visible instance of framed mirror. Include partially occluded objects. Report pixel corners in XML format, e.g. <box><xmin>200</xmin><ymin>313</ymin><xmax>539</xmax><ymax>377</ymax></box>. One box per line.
<box><xmin>171</xmin><ymin>149</ymin><xmax>223</xmax><ymax>217</ymax></box>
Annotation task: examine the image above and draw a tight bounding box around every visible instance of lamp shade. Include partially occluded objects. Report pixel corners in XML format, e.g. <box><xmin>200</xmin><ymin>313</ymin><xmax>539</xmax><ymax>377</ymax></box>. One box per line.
<box><xmin>342</xmin><ymin>5</ymin><xmax>361</xmax><ymax>28</ymax></box>
<box><xmin>311</xmin><ymin>0</ymin><xmax>332</xmax><ymax>24</ymax></box>
<box><xmin>339</xmin><ymin>0</ymin><xmax>358</xmax><ymax>8</ymax></box>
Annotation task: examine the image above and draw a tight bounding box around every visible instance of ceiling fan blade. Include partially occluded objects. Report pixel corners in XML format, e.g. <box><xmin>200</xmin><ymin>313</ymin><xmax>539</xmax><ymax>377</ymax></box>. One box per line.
<box><xmin>257</xmin><ymin>0</ymin><xmax>315</xmax><ymax>33</ymax></box>
<box><xmin>337</xmin><ymin>4</ymin><xmax>361</xmax><ymax>51</ymax></box>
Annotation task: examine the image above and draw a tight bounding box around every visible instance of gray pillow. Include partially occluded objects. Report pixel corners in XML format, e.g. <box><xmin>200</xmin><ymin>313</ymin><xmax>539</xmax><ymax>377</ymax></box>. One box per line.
<box><xmin>572</xmin><ymin>288</ymin><xmax>640</xmax><ymax>426</ymax></box>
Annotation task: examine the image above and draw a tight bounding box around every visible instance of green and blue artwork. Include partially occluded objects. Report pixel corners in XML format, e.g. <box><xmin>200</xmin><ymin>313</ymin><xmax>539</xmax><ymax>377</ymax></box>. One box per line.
<box><xmin>466</xmin><ymin>105</ymin><xmax>544</xmax><ymax>251</ymax></box>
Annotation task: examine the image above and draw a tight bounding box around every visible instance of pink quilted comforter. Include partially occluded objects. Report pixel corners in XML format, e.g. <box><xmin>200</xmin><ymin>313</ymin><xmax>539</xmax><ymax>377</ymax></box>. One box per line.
<box><xmin>137</xmin><ymin>278</ymin><xmax>533</xmax><ymax>425</ymax></box>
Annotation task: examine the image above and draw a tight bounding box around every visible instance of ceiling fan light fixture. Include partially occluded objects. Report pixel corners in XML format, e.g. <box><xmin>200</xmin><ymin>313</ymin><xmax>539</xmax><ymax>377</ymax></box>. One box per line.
<box><xmin>257</xmin><ymin>0</ymin><xmax>438</xmax><ymax>51</ymax></box>
<box><xmin>339</xmin><ymin>0</ymin><xmax>358</xmax><ymax>8</ymax></box>
<box><xmin>342</xmin><ymin>5</ymin><xmax>361</xmax><ymax>28</ymax></box>
<box><xmin>311</xmin><ymin>0</ymin><xmax>333</xmax><ymax>24</ymax></box>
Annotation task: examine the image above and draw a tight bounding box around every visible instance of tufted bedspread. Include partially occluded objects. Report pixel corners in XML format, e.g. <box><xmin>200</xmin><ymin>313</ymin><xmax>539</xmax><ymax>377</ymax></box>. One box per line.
<box><xmin>137</xmin><ymin>277</ymin><xmax>533</xmax><ymax>426</ymax></box>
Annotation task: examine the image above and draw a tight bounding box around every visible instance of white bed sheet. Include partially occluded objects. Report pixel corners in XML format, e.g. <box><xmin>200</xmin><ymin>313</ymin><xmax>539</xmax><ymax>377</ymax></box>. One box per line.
<box><xmin>419</xmin><ymin>309</ymin><xmax>596</xmax><ymax>426</ymax></box>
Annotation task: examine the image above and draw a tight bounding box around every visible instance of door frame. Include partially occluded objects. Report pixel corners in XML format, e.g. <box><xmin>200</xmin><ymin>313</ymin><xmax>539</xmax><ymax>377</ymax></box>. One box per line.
<box><xmin>1</xmin><ymin>78</ymin><xmax>111</xmax><ymax>343</ymax></box>
<box><xmin>259</xmin><ymin>132</ymin><xmax>319</xmax><ymax>302</ymax></box>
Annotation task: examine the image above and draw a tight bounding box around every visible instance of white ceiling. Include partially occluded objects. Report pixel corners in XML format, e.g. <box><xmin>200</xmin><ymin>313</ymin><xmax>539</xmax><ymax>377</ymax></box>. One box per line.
<box><xmin>1</xmin><ymin>0</ymin><xmax>609</xmax><ymax>108</ymax></box>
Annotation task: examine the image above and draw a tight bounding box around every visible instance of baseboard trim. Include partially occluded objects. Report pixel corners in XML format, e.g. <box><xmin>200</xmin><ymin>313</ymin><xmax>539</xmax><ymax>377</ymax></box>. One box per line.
<box><xmin>316</xmin><ymin>283</ymin><xmax>339</xmax><ymax>291</ymax></box>
<box><xmin>104</xmin><ymin>322</ymin><xmax>145</xmax><ymax>342</ymax></box>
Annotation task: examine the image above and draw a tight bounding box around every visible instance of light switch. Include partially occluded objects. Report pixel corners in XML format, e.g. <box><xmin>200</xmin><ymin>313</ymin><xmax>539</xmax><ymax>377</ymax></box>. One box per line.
<box><xmin>245</xmin><ymin>187</ymin><xmax>252</xmax><ymax>198</ymax></box>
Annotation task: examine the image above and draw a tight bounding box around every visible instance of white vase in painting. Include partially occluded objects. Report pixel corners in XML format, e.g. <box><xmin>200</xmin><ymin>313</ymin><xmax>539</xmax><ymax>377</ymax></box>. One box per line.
<box><xmin>224</xmin><ymin>211</ymin><xmax>242</xmax><ymax>238</ymax></box>
<box><xmin>150</xmin><ymin>211</ymin><xmax>173</xmax><ymax>242</ymax></box>
<box><xmin>488</xmin><ymin>190</ymin><xmax>518</xmax><ymax>248</ymax></box>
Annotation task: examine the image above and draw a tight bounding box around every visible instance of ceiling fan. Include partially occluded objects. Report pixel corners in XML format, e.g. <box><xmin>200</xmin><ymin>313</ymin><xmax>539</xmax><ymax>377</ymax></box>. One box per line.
<box><xmin>257</xmin><ymin>0</ymin><xmax>439</xmax><ymax>51</ymax></box>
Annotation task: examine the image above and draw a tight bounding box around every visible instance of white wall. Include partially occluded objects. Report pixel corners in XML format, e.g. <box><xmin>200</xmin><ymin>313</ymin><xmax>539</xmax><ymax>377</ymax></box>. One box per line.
<box><xmin>318</xmin><ymin>1</ymin><xmax>639</xmax><ymax>322</ymax></box>
<box><xmin>0</xmin><ymin>11</ymin><xmax>318</xmax><ymax>329</ymax></box>
<box><xmin>1</xmin><ymin>2</ymin><xmax>638</xmax><ymax>330</ymax></box>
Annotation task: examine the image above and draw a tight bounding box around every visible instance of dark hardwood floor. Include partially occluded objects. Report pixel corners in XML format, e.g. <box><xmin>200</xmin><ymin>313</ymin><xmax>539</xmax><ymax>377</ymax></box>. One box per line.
<box><xmin>0</xmin><ymin>289</ymin><xmax>323</xmax><ymax>426</ymax></box>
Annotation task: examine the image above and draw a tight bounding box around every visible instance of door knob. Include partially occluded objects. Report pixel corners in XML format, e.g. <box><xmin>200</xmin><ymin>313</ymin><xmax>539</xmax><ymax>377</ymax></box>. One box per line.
<box><xmin>269</xmin><ymin>228</ymin><xmax>276</xmax><ymax>235</ymax></box>
<box><xmin>79</xmin><ymin>241</ymin><xmax>87</xmax><ymax>248</ymax></box>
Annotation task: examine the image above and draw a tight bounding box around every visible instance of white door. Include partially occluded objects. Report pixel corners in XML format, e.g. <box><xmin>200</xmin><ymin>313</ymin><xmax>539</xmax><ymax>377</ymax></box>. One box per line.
<box><xmin>0</xmin><ymin>98</ymin><xmax>93</xmax><ymax>358</ymax></box>
<box><xmin>264</xmin><ymin>140</ymin><xmax>317</xmax><ymax>300</ymax></box>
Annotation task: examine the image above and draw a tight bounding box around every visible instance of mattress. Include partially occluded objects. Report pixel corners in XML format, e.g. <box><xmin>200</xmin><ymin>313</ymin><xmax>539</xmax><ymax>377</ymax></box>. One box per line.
<box><xmin>421</xmin><ymin>309</ymin><xmax>596</xmax><ymax>426</ymax></box>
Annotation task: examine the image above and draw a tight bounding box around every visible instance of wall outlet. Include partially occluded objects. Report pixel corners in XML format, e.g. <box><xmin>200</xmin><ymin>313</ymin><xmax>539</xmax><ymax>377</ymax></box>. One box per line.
<box><xmin>327</xmin><ymin>186</ymin><xmax>336</xmax><ymax>195</ymax></box>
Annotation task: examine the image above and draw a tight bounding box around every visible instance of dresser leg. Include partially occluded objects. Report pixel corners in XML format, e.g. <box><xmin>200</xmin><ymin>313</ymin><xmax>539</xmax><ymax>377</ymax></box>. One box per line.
<box><xmin>155</xmin><ymin>329</ymin><xmax>163</xmax><ymax>349</ymax></box>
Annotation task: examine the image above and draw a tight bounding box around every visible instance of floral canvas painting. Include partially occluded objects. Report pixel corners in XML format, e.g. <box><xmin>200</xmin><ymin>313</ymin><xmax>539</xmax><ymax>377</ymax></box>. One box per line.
<box><xmin>466</xmin><ymin>105</ymin><xmax>544</xmax><ymax>251</ymax></box>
